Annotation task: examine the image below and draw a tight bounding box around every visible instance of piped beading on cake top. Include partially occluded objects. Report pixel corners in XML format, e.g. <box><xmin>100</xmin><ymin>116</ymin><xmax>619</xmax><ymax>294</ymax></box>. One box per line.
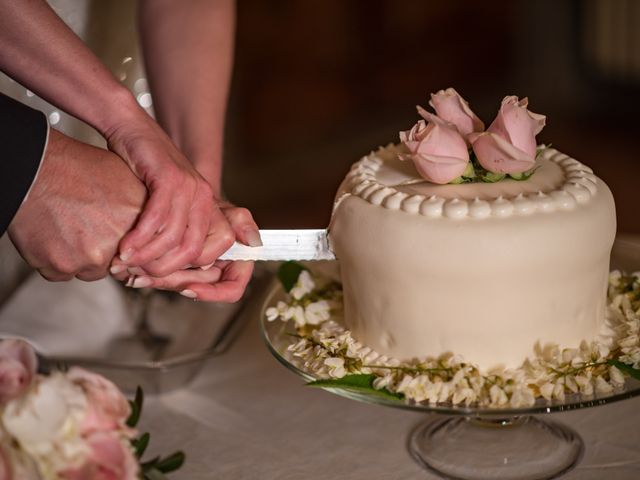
<box><xmin>342</xmin><ymin>145</ymin><xmax>598</xmax><ymax>220</ymax></box>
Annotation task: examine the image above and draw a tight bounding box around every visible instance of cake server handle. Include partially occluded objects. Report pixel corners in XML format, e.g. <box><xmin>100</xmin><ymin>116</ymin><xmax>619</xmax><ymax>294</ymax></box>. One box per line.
<box><xmin>218</xmin><ymin>229</ymin><xmax>335</xmax><ymax>261</ymax></box>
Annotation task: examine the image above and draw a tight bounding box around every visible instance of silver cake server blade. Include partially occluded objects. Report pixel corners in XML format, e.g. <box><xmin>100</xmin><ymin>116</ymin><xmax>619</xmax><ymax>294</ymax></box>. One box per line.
<box><xmin>219</xmin><ymin>229</ymin><xmax>335</xmax><ymax>261</ymax></box>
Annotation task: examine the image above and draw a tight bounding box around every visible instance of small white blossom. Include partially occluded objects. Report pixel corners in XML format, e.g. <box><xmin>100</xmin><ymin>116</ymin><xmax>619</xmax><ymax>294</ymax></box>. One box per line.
<box><xmin>509</xmin><ymin>386</ymin><xmax>535</xmax><ymax>408</ymax></box>
<box><xmin>609</xmin><ymin>270</ymin><xmax>622</xmax><ymax>286</ymax></box>
<box><xmin>452</xmin><ymin>386</ymin><xmax>476</xmax><ymax>406</ymax></box>
<box><xmin>552</xmin><ymin>383</ymin><xmax>565</xmax><ymax>401</ymax></box>
<box><xmin>283</xmin><ymin>305</ymin><xmax>306</xmax><ymax>328</ymax></box>
<box><xmin>561</xmin><ymin>348</ymin><xmax>580</xmax><ymax>364</ymax></box>
<box><xmin>373</xmin><ymin>373</ymin><xmax>395</xmax><ymax>390</ymax></box>
<box><xmin>594</xmin><ymin>376</ymin><xmax>613</xmax><ymax>395</ymax></box>
<box><xmin>539</xmin><ymin>383</ymin><xmax>554</xmax><ymax>401</ymax></box>
<box><xmin>489</xmin><ymin>384</ymin><xmax>508</xmax><ymax>406</ymax></box>
<box><xmin>266</xmin><ymin>301</ymin><xmax>289</xmax><ymax>321</ymax></box>
<box><xmin>609</xmin><ymin>365</ymin><xmax>625</xmax><ymax>386</ymax></box>
<box><xmin>396</xmin><ymin>374</ymin><xmax>415</xmax><ymax>394</ymax></box>
<box><xmin>324</xmin><ymin>357</ymin><xmax>346</xmax><ymax>378</ymax></box>
<box><xmin>564</xmin><ymin>375</ymin><xmax>579</xmax><ymax>393</ymax></box>
<box><xmin>437</xmin><ymin>382</ymin><xmax>452</xmax><ymax>403</ymax></box>
<box><xmin>290</xmin><ymin>270</ymin><xmax>315</xmax><ymax>300</ymax></box>
<box><xmin>304</xmin><ymin>300</ymin><xmax>331</xmax><ymax>326</ymax></box>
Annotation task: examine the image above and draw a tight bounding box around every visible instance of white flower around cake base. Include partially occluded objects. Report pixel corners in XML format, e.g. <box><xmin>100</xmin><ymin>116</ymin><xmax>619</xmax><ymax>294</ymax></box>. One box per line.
<box><xmin>267</xmin><ymin>266</ymin><xmax>640</xmax><ymax>409</ymax></box>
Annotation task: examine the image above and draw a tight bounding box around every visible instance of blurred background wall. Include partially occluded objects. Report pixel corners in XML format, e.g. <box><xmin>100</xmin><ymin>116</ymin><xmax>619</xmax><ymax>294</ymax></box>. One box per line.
<box><xmin>224</xmin><ymin>0</ymin><xmax>639</xmax><ymax>232</ymax></box>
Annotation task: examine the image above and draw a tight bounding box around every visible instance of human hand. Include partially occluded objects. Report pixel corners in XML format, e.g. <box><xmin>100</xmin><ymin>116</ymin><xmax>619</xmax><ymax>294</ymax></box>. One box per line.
<box><xmin>111</xmin><ymin>201</ymin><xmax>260</xmax><ymax>302</ymax></box>
<box><xmin>8</xmin><ymin>129</ymin><xmax>146</xmax><ymax>281</ymax></box>
<box><xmin>121</xmin><ymin>261</ymin><xmax>254</xmax><ymax>303</ymax></box>
<box><xmin>104</xmin><ymin>108</ymin><xmax>214</xmax><ymax>276</ymax></box>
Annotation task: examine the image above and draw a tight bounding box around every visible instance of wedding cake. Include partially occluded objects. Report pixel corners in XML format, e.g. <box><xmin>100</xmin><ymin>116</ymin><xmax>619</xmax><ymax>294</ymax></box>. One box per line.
<box><xmin>328</xmin><ymin>89</ymin><xmax>616</xmax><ymax>371</ymax></box>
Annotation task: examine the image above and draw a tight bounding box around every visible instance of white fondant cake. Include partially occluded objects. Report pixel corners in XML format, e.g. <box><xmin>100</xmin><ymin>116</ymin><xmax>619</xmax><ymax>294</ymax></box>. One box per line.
<box><xmin>328</xmin><ymin>144</ymin><xmax>616</xmax><ymax>370</ymax></box>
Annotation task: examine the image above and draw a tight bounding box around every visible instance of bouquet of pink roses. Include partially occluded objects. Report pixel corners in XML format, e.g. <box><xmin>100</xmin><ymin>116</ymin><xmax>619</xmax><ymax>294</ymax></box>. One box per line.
<box><xmin>0</xmin><ymin>339</ymin><xmax>183</xmax><ymax>480</ymax></box>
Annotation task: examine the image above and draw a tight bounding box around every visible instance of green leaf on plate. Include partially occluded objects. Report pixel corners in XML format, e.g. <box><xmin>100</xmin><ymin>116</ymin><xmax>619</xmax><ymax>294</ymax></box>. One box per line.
<box><xmin>155</xmin><ymin>451</ymin><xmax>186</xmax><ymax>473</ymax></box>
<box><xmin>277</xmin><ymin>261</ymin><xmax>307</xmax><ymax>293</ymax></box>
<box><xmin>307</xmin><ymin>374</ymin><xmax>404</xmax><ymax>401</ymax></box>
<box><xmin>144</xmin><ymin>468</ymin><xmax>168</xmax><ymax>480</ymax></box>
<box><xmin>132</xmin><ymin>432</ymin><xmax>150</xmax><ymax>458</ymax></box>
<box><xmin>607</xmin><ymin>359</ymin><xmax>640</xmax><ymax>380</ymax></box>
<box><xmin>126</xmin><ymin>386</ymin><xmax>144</xmax><ymax>428</ymax></box>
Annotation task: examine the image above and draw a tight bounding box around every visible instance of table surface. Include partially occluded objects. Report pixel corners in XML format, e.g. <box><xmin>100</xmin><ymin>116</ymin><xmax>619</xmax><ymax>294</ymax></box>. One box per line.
<box><xmin>140</xmin><ymin>283</ymin><xmax>640</xmax><ymax>480</ymax></box>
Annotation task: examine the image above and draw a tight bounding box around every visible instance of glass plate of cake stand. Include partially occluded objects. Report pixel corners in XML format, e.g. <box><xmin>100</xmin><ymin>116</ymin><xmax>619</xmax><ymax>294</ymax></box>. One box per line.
<box><xmin>260</xmin><ymin>234</ymin><xmax>640</xmax><ymax>480</ymax></box>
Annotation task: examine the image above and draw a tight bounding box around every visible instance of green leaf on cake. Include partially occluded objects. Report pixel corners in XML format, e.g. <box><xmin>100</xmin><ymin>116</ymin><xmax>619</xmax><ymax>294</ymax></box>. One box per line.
<box><xmin>462</xmin><ymin>161</ymin><xmax>477</xmax><ymax>179</ymax></box>
<box><xmin>509</xmin><ymin>167</ymin><xmax>538</xmax><ymax>181</ymax></box>
<box><xmin>277</xmin><ymin>261</ymin><xmax>308</xmax><ymax>293</ymax></box>
<box><xmin>536</xmin><ymin>143</ymin><xmax>551</xmax><ymax>159</ymax></box>
<box><xmin>607</xmin><ymin>359</ymin><xmax>640</xmax><ymax>380</ymax></box>
<box><xmin>307</xmin><ymin>374</ymin><xmax>404</xmax><ymax>401</ymax></box>
<box><xmin>480</xmin><ymin>171</ymin><xmax>506</xmax><ymax>183</ymax></box>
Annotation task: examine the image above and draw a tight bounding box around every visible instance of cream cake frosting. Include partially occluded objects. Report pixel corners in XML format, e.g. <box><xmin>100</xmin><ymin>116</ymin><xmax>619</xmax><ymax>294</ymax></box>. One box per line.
<box><xmin>328</xmin><ymin>144</ymin><xmax>616</xmax><ymax>370</ymax></box>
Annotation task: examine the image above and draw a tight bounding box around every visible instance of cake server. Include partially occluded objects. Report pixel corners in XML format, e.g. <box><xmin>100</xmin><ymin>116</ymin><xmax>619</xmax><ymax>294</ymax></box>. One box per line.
<box><xmin>219</xmin><ymin>229</ymin><xmax>335</xmax><ymax>261</ymax></box>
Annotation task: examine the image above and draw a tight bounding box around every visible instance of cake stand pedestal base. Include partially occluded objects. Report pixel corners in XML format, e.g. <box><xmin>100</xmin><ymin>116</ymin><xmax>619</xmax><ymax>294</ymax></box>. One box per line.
<box><xmin>408</xmin><ymin>415</ymin><xmax>584</xmax><ymax>480</ymax></box>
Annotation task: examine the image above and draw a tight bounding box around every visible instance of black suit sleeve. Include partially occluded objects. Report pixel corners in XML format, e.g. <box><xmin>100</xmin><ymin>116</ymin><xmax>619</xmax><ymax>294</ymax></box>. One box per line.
<box><xmin>0</xmin><ymin>92</ymin><xmax>48</xmax><ymax>235</ymax></box>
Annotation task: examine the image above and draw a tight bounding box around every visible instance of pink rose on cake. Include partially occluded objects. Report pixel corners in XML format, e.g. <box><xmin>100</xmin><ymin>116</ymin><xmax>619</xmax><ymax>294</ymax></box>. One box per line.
<box><xmin>399</xmin><ymin>89</ymin><xmax>546</xmax><ymax>183</ymax></box>
<box><xmin>423</xmin><ymin>87</ymin><xmax>485</xmax><ymax>138</ymax></box>
<box><xmin>469</xmin><ymin>96</ymin><xmax>546</xmax><ymax>174</ymax></box>
<box><xmin>399</xmin><ymin>112</ymin><xmax>470</xmax><ymax>185</ymax></box>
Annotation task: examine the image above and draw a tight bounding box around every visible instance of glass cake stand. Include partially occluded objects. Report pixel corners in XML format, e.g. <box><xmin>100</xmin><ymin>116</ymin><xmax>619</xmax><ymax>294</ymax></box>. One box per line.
<box><xmin>260</xmin><ymin>235</ymin><xmax>640</xmax><ymax>480</ymax></box>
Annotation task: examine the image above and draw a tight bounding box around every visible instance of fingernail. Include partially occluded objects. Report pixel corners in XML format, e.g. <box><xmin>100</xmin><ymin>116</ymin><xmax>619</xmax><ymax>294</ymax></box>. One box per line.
<box><xmin>132</xmin><ymin>277</ymin><xmax>153</xmax><ymax>289</ymax></box>
<box><xmin>110</xmin><ymin>265</ymin><xmax>126</xmax><ymax>275</ymax></box>
<box><xmin>125</xmin><ymin>276</ymin><xmax>136</xmax><ymax>287</ymax></box>
<box><xmin>245</xmin><ymin>228</ymin><xmax>263</xmax><ymax>247</ymax></box>
<box><xmin>127</xmin><ymin>266</ymin><xmax>146</xmax><ymax>276</ymax></box>
<box><xmin>120</xmin><ymin>248</ymin><xmax>135</xmax><ymax>263</ymax></box>
<box><xmin>200</xmin><ymin>262</ymin><xmax>215</xmax><ymax>271</ymax></box>
<box><xmin>180</xmin><ymin>289</ymin><xmax>198</xmax><ymax>299</ymax></box>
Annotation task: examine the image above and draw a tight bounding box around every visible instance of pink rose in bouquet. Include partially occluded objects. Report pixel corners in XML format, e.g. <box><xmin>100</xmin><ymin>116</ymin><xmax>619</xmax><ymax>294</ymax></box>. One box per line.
<box><xmin>399</xmin><ymin>111</ymin><xmax>470</xmax><ymax>184</ymax></box>
<box><xmin>60</xmin><ymin>432</ymin><xmax>139</xmax><ymax>480</ymax></box>
<box><xmin>469</xmin><ymin>96</ymin><xmax>546</xmax><ymax>174</ymax></box>
<box><xmin>67</xmin><ymin>368</ymin><xmax>132</xmax><ymax>435</ymax></box>
<box><xmin>0</xmin><ymin>340</ymin><xmax>36</xmax><ymax>404</ymax></box>
<box><xmin>423</xmin><ymin>87</ymin><xmax>484</xmax><ymax>138</ymax></box>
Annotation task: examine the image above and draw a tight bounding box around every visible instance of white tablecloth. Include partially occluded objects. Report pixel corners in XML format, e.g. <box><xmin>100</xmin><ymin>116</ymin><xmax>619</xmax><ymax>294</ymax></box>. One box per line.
<box><xmin>138</xmin><ymin>286</ymin><xmax>640</xmax><ymax>480</ymax></box>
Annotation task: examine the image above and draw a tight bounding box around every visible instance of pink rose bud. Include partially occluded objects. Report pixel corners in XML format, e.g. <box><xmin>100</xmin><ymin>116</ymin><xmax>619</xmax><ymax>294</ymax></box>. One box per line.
<box><xmin>424</xmin><ymin>87</ymin><xmax>484</xmax><ymax>138</ymax></box>
<box><xmin>0</xmin><ymin>340</ymin><xmax>37</xmax><ymax>405</ymax></box>
<box><xmin>66</xmin><ymin>368</ymin><xmax>131</xmax><ymax>435</ymax></box>
<box><xmin>399</xmin><ymin>112</ymin><xmax>470</xmax><ymax>184</ymax></box>
<box><xmin>470</xmin><ymin>95</ymin><xmax>546</xmax><ymax>174</ymax></box>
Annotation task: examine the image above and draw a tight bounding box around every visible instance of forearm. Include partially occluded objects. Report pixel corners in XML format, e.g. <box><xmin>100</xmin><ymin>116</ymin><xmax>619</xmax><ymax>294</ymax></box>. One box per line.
<box><xmin>0</xmin><ymin>0</ymin><xmax>141</xmax><ymax>136</ymax></box>
<box><xmin>138</xmin><ymin>0</ymin><xmax>235</xmax><ymax>195</ymax></box>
